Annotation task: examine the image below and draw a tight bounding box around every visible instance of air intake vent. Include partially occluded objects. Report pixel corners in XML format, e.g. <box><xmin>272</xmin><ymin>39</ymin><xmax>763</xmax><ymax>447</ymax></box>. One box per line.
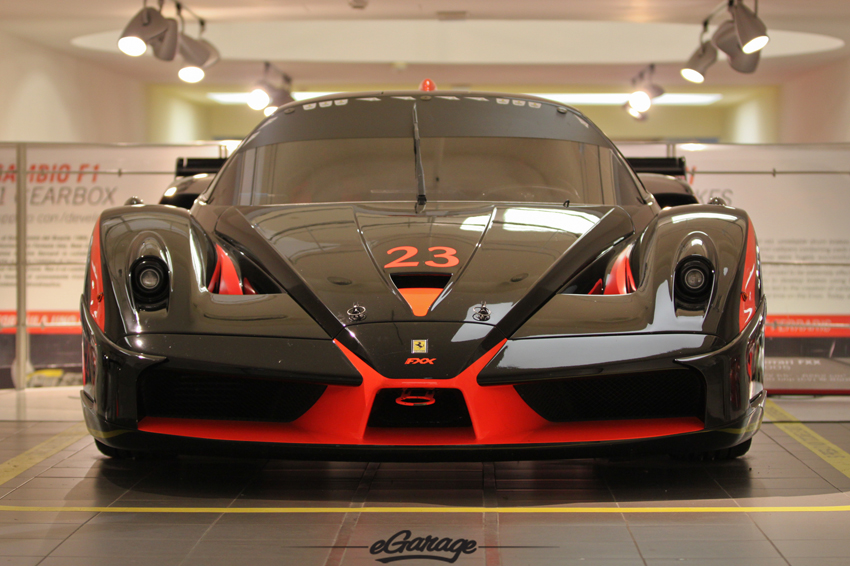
<box><xmin>368</xmin><ymin>388</ymin><xmax>472</xmax><ymax>428</ymax></box>
<box><xmin>391</xmin><ymin>273</ymin><xmax>451</xmax><ymax>316</ymax></box>
<box><xmin>515</xmin><ymin>369</ymin><xmax>705</xmax><ymax>423</ymax></box>
<box><xmin>139</xmin><ymin>370</ymin><xmax>326</xmax><ymax>423</ymax></box>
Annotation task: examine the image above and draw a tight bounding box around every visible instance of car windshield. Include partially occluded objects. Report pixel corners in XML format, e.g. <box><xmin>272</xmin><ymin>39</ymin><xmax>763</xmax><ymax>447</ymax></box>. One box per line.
<box><xmin>234</xmin><ymin>137</ymin><xmax>622</xmax><ymax>205</ymax></box>
<box><xmin>206</xmin><ymin>95</ymin><xmax>645</xmax><ymax>207</ymax></box>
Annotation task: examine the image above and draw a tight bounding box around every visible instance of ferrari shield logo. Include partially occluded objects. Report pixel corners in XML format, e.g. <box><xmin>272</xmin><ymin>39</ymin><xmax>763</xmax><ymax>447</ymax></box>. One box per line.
<box><xmin>411</xmin><ymin>340</ymin><xmax>428</xmax><ymax>354</ymax></box>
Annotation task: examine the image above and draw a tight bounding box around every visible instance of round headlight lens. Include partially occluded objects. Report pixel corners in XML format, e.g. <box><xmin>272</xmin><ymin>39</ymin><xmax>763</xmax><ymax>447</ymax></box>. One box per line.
<box><xmin>131</xmin><ymin>257</ymin><xmax>169</xmax><ymax>307</ymax></box>
<box><xmin>683</xmin><ymin>267</ymin><xmax>706</xmax><ymax>291</ymax></box>
<box><xmin>675</xmin><ymin>256</ymin><xmax>714</xmax><ymax>307</ymax></box>
<box><xmin>138</xmin><ymin>267</ymin><xmax>161</xmax><ymax>290</ymax></box>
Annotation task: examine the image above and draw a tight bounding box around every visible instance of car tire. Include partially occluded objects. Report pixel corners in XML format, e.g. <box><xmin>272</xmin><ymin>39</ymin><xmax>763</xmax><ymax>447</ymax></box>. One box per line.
<box><xmin>94</xmin><ymin>439</ymin><xmax>138</xmax><ymax>459</ymax></box>
<box><xmin>671</xmin><ymin>438</ymin><xmax>752</xmax><ymax>461</ymax></box>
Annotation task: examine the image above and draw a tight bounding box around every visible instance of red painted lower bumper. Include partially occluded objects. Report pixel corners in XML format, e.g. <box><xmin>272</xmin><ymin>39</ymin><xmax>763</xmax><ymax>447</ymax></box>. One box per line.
<box><xmin>138</xmin><ymin>339</ymin><xmax>704</xmax><ymax>447</ymax></box>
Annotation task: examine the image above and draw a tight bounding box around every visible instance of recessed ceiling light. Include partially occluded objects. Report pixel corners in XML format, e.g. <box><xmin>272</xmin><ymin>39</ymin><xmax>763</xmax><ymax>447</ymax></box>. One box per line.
<box><xmin>207</xmin><ymin>92</ymin><xmax>339</xmax><ymax>104</ymax></box>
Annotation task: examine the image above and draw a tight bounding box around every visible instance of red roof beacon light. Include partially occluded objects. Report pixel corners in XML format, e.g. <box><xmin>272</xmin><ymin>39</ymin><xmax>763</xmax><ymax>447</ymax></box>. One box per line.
<box><xmin>419</xmin><ymin>78</ymin><xmax>437</xmax><ymax>92</ymax></box>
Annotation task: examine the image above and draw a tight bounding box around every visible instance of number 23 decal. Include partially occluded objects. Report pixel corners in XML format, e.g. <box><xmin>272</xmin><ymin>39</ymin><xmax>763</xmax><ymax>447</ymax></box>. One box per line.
<box><xmin>384</xmin><ymin>246</ymin><xmax>460</xmax><ymax>268</ymax></box>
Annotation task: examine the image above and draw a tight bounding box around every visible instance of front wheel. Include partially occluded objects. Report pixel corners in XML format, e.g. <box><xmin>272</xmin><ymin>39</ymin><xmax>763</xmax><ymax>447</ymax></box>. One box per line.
<box><xmin>94</xmin><ymin>439</ymin><xmax>139</xmax><ymax>459</ymax></box>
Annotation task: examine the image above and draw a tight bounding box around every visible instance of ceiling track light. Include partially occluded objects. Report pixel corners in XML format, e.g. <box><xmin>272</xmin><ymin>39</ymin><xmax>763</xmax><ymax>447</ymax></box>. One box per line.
<box><xmin>681</xmin><ymin>22</ymin><xmax>718</xmax><ymax>84</ymax></box>
<box><xmin>731</xmin><ymin>0</ymin><xmax>769</xmax><ymax>54</ymax></box>
<box><xmin>119</xmin><ymin>0</ymin><xmax>220</xmax><ymax>83</ymax></box>
<box><xmin>626</xmin><ymin>63</ymin><xmax>664</xmax><ymax>115</ymax></box>
<box><xmin>681</xmin><ymin>0</ymin><xmax>768</xmax><ymax>82</ymax></box>
<box><xmin>119</xmin><ymin>1</ymin><xmax>173</xmax><ymax>57</ymax></box>
<box><xmin>249</xmin><ymin>62</ymin><xmax>295</xmax><ymax>112</ymax></box>
<box><xmin>176</xmin><ymin>2</ymin><xmax>219</xmax><ymax>83</ymax></box>
<box><xmin>713</xmin><ymin>19</ymin><xmax>760</xmax><ymax>73</ymax></box>
<box><xmin>623</xmin><ymin>102</ymin><xmax>648</xmax><ymax>121</ymax></box>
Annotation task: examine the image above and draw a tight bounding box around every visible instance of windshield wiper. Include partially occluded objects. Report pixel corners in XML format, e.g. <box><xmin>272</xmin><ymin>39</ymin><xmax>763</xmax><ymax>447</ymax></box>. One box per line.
<box><xmin>412</xmin><ymin>103</ymin><xmax>427</xmax><ymax>213</ymax></box>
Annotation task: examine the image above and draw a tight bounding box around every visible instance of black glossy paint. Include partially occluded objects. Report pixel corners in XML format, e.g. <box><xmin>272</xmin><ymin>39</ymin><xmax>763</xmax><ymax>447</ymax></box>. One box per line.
<box><xmin>83</xmin><ymin>90</ymin><xmax>766</xmax><ymax>460</ymax></box>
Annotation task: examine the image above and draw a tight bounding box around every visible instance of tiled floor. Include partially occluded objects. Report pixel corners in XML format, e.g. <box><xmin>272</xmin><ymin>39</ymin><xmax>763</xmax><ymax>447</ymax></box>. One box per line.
<box><xmin>0</xmin><ymin>388</ymin><xmax>848</xmax><ymax>565</ymax></box>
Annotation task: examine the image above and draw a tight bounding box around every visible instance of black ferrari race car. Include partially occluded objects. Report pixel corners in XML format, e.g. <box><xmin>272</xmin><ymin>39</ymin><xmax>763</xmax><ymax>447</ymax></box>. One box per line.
<box><xmin>82</xmin><ymin>89</ymin><xmax>765</xmax><ymax>461</ymax></box>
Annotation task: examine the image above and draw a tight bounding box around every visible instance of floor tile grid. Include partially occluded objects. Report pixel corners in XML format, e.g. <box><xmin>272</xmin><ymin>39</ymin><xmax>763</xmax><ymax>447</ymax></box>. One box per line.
<box><xmin>175</xmin><ymin>461</ymin><xmax>375</xmax><ymax>566</ymax></box>
<box><xmin>0</xmin><ymin>410</ymin><xmax>842</xmax><ymax>564</ymax></box>
<box><xmin>0</xmin><ymin>435</ymin><xmax>140</xmax><ymax>563</ymax></box>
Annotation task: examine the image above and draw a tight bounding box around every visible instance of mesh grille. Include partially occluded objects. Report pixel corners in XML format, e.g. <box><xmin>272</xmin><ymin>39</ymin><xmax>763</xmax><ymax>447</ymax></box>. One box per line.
<box><xmin>514</xmin><ymin>369</ymin><xmax>705</xmax><ymax>423</ymax></box>
<box><xmin>139</xmin><ymin>370</ymin><xmax>326</xmax><ymax>423</ymax></box>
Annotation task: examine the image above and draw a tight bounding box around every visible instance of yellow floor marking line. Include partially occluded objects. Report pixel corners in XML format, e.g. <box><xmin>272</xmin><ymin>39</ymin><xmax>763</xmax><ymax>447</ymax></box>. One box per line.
<box><xmin>0</xmin><ymin>422</ymin><xmax>89</xmax><ymax>486</ymax></box>
<box><xmin>0</xmin><ymin>505</ymin><xmax>848</xmax><ymax>514</ymax></box>
<box><xmin>765</xmin><ymin>399</ymin><xmax>850</xmax><ymax>480</ymax></box>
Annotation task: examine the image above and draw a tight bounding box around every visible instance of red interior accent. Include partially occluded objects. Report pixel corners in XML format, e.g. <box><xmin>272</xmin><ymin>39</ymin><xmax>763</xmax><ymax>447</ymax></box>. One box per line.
<box><xmin>88</xmin><ymin>219</ymin><xmax>105</xmax><ymax>331</ymax></box>
<box><xmin>138</xmin><ymin>339</ymin><xmax>705</xmax><ymax>447</ymax></box>
<box><xmin>242</xmin><ymin>277</ymin><xmax>257</xmax><ymax>295</ymax></box>
<box><xmin>398</xmin><ymin>288</ymin><xmax>442</xmax><ymax>316</ymax></box>
<box><xmin>214</xmin><ymin>245</ymin><xmax>243</xmax><ymax>295</ymax></box>
<box><xmin>208</xmin><ymin>249</ymin><xmax>222</xmax><ymax>292</ymax></box>
<box><xmin>588</xmin><ymin>279</ymin><xmax>604</xmax><ymax>295</ymax></box>
<box><xmin>740</xmin><ymin>219</ymin><xmax>758</xmax><ymax>332</ymax></box>
<box><xmin>604</xmin><ymin>246</ymin><xmax>636</xmax><ymax>295</ymax></box>
<box><xmin>419</xmin><ymin>78</ymin><xmax>437</xmax><ymax>91</ymax></box>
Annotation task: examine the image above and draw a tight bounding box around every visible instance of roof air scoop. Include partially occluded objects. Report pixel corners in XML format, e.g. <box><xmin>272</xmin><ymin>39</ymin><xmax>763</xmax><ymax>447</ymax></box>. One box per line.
<box><xmin>391</xmin><ymin>273</ymin><xmax>451</xmax><ymax>317</ymax></box>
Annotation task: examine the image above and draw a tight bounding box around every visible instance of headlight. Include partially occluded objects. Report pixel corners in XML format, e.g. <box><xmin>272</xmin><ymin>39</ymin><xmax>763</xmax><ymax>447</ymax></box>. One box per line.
<box><xmin>675</xmin><ymin>256</ymin><xmax>713</xmax><ymax>307</ymax></box>
<box><xmin>130</xmin><ymin>257</ymin><xmax>169</xmax><ymax>309</ymax></box>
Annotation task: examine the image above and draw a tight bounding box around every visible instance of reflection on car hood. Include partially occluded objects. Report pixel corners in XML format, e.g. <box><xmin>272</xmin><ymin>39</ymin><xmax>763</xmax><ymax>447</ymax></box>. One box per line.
<box><xmin>222</xmin><ymin>201</ymin><xmax>630</xmax><ymax>328</ymax></box>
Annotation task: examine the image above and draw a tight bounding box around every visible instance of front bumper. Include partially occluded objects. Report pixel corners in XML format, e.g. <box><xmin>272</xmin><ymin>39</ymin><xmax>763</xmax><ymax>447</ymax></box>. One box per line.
<box><xmin>82</xmin><ymin>302</ymin><xmax>766</xmax><ymax>461</ymax></box>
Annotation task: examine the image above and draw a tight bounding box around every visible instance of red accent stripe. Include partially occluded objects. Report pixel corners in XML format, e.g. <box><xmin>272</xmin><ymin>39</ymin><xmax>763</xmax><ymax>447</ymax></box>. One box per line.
<box><xmin>398</xmin><ymin>287</ymin><xmax>442</xmax><ymax>316</ymax></box>
<box><xmin>740</xmin><ymin>218</ymin><xmax>758</xmax><ymax>332</ymax></box>
<box><xmin>604</xmin><ymin>246</ymin><xmax>635</xmax><ymax>295</ymax></box>
<box><xmin>215</xmin><ymin>245</ymin><xmax>242</xmax><ymax>295</ymax></box>
<box><xmin>137</xmin><ymin>416</ymin><xmax>703</xmax><ymax>445</ymax></box>
<box><xmin>588</xmin><ymin>279</ymin><xmax>604</xmax><ymax>295</ymax></box>
<box><xmin>88</xmin><ymin>219</ymin><xmax>105</xmax><ymax>331</ymax></box>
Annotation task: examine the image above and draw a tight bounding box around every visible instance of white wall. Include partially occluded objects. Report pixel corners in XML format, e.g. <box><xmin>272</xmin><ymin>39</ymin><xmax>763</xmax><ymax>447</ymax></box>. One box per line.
<box><xmin>0</xmin><ymin>31</ymin><xmax>146</xmax><ymax>143</ymax></box>
<box><xmin>781</xmin><ymin>56</ymin><xmax>850</xmax><ymax>143</ymax></box>
<box><xmin>146</xmin><ymin>89</ymin><xmax>208</xmax><ymax>144</ymax></box>
<box><xmin>730</xmin><ymin>90</ymin><xmax>779</xmax><ymax>144</ymax></box>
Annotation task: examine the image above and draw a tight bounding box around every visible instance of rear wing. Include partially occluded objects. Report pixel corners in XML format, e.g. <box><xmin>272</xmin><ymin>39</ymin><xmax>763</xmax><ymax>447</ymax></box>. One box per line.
<box><xmin>626</xmin><ymin>157</ymin><xmax>686</xmax><ymax>177</ymax></box>
<box><xmin>175</xmin><ymin>157</ymin><xmax>228</xmax><ymax>178</ymax></box>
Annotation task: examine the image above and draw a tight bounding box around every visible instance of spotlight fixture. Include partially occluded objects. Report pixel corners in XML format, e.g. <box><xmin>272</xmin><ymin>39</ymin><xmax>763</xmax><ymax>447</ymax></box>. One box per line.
<box><xmin>248</xmin><ymin>62</ymin><xmax>294</xmax><ymax>112</ymax></box>
<box><xmin>623</xmin><ymin>102</ymin><xmax>648</xmax><ymax>122</ymax></box>
<box><xmin>731</xmin><ymin>0</ymin><xmax>769</xmax><ymax>54</ymax></box>
<box><xmin>176</xmin><ymin>3</ymin><xmax>219</xmax><ymax>83</ymax></box>
<box><xmin>713</xmin><ymin>19</ymin><xmax>760</xmax><ymax>73</ymax></box>
<box><xmin>681</xmin><ymin>0</ymin><xmax>768</xmax><ymax>81</ymax></box>
<box><xmin>248</xmin><ymin>88</ymin><xmax>272</xmax><ymax>111</ymax></box>
<box><xmin>681</xmin><ymin>21</ymin><xmax>718</xmax><ymax>84</ymax></box>
<box><xmin>118</xmin><ymin>3</ymin><xmax>171</xmax><ymax>57</ymax></box>
<box><xmin>627</xmin><ymin>63</ymin><xmax>664</xmax><ymax>115</ymax></box>
<box><xmin>148</xmin><ymin>15</ymin><xmax>178</xmax><ymax>61</ymax></box>
<box><xmin>681</xmin><ymin>41</ymin><xmax>717</xmax><ymax>84</ymax></box>
<box><xmin>120</xmin><ymin>1</ymin><xmax>219</xmax><ymax>76</ymax></box>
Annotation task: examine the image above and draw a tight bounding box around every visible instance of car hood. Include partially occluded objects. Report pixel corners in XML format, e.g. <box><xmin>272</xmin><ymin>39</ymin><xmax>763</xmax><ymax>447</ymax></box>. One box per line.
<box><xmin>211</xmin><ymin>201</ymin><xmax>635</xmax><ymax>378</ymax></box>
<box><xmin>217</xmin><ymin>202</ymin><xmax>633</xmax><ymax>329</ymax></box>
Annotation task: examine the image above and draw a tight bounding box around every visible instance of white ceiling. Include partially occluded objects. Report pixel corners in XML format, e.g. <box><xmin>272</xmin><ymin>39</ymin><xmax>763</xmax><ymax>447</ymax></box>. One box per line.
<box><xmin>2</xmin><ymin>0</ymin><xmax>849</xmax><ymax>90</ymax></box>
